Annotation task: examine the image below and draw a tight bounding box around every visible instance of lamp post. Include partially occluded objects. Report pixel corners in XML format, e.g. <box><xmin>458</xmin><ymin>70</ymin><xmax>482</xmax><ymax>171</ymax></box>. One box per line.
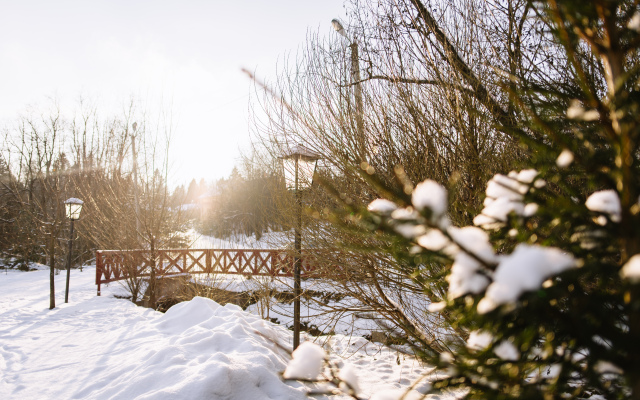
<box><xmin>64</xmin><ymin>198</ymin><xmax>83</xmax><ymax>303</ymax></box>
<box><xmin>332</xmin><ymin>18</ymin><xmax>365</xmax><ymax>160</ymax></box>
<box><xmin>281</xmin><ymin>144</ymin><xmax>321</xmax><ymax>350</ymax></box>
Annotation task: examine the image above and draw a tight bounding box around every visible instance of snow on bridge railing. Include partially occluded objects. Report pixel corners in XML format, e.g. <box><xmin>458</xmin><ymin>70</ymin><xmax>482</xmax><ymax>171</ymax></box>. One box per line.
<box><xmin>95</xmin><ymin>248</ymin><xmax>329</xmax><ymax>296</ymax></box>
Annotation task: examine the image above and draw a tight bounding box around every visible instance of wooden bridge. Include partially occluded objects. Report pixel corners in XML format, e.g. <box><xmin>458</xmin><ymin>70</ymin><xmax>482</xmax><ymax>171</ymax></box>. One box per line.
<box><xmin>95</xmin><ymin>248</ymin><xmax>325</xmax><ymax>296</ymax></box>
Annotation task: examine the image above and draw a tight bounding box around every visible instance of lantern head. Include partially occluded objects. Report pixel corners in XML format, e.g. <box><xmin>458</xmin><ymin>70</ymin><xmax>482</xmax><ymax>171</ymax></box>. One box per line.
<box><xmin>281</xmin><ymin>145</ymin><xmax>322</xmax><ymax>191</ymax></box>
<box><xmin>64</xmin><ymin>198</ymin><xmax>84</xmax><ymax>220</ymax></box>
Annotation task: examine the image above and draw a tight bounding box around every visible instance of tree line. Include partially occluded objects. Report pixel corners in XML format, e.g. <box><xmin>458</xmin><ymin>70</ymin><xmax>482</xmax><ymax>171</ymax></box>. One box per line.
<box><xmin>0</xmin><ymin>100</ymin><xmax>187</xmax><ymax>271</ymax></box>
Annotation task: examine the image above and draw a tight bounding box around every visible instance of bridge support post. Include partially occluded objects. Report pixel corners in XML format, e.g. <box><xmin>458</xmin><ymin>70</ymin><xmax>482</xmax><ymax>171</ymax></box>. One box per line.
<box><xmin>96</xmin><ymin>251</ymin><xmax>102</xmax><ymax>296</ymax></box>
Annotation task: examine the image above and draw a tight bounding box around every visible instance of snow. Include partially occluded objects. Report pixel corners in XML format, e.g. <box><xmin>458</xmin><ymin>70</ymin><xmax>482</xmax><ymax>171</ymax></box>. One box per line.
<box><xmin>566</xmin><ymin>101</ymin><xmax>584</xmax><ymax>119</ymax></box>
<box><xmin>533</xmin><ymin>179</ymin><xmax>546</xmax><ymax>189</ymax></box>
<box><xmin>418</xmin><ymin>226</ymin><xmax>497</xmax><ymax>300</ymax></box>
<box><xmin>1</xmin><ymin>268</ymin><xmax>304</xmax><ymax>400</ymax></box>
<box><xmin>411</xmin><ymin>180</ymin><xmax>447</xmax><ymax>219</ymax></box>
<box><xmin>444</xmin><ymin>227</ymin><xmax>495</xmax><ymax>300</ymax></box>
<box><xmin>471</xmin><ymin>213</ymin><xmax>499</xmax><ymax>228</ymax></box>
<box><xmin>315</xmin><ymin>335</ymin><xmax>436</xmax><ymax>398</ymax></box>
<box><xmin>594</xmin><ymin>361</ymin><xmax>623</xmax><ymax>375</ymax></box>
<box><xmin>556</xmin><ymin>149</ymin><xmax>574</xmax><ymax>168</ymax></box>
<box><xmin>1</xmin><ymin>260</ymin><xmax>51</xmax><ymax>272</ymax></box>
<box><xmin>368</xmin><ymin>199</ymin><xmax>398</xmax><ymax>214</ymax></box>
<box><xmin>439</xmin><ymin>352</ymin><xmax>454</xmax><ymax>364</ymax></box>
<box><xmin>417</xmin><ymin>230</ymin><xmax>450</xmax><ymax>252</ymax></box>
<box><xmin>446</xmin><ymin>252</ymin><xmax>491</xmax><ymax>300</ymax></box>
<box><xmin>509</xmin><ymin>169</ymin><xmax>538</xmax><ymax>184</ymax></box>
<box><xmin>475</xmin><ymin>197</ymin><xmax>524</xmax><ymax>225</ymax></box>
<box><xmin>629</xmin><ymin>12</ymin><xmax>640</xmax><ymax>31</ymax></box>
<box><xmin>447</xmin><ymin>227</ymin><xmax>495</xmax><ymax>264</ymax></box>
<box><xmin>477</xmin><ymin>244</ymin><xmax>577</xmax><ymax>314</ymax></box>
<box><xmin>1</xmin><ymin>265</ymin><xmax>439</xmax><ymax>399</ymax></box>
<box><xmin>488</xmin><ymin>174</ymin><xmax>527</xmax><ymax>198</ymax></box>
<box><xmin>427</xmin><ymin>302</ymin><xmax>446</xmax><ymax>312</ymax></box>
<box><xmin>567</xmin><ymin>100</ymin><xmax>600</xmax><ymax>121</ymax></box>
<box><xmin>389</xmin><ymin>207</ymin><xmax>426</xmax><ymax>238</ymax></box>
<box><xmin>187</xmin><ymin>229</ymin><xmax>288</xmax><ymax>249</ymax></box>
<box><xmin>337</xmin><ymin>364</ymin><xmax>361</xmax><ymax>396</ymax></box>
<box><xmin>466</xmin><ymin>331</ymin><xmax>492</xmax><ymax>351</ymax></box>
<box><xmin>64</xmin><ymin>197</ymin><xmax>84</xmax><ymax>205</ymax></box>
<box><xmin>467</xmin><ymin>333</ymin><xmax>519</xmax><ymax>361</ymax></box>
<box><xmin>586</xmin><ymin>190</ymin><xmax>621</xmax><ymax>223</ymax></box>
<box><xmin>620</xmin><ymin>254</ymin><xmax>640</xmax><ymax>282</ymax></box>
<box><xmin>369</xmin><ymin>388</ymin><xmax>426</xmax><ymax>400</ymax></box>
<box><xmin>494</xmin><ymin>340</ymin><xmax>520</xmax><ymax>361</ymax></box>
<box><xmin>390</xmin><ymin>207</ymin><xmax>419</xmax><ymax>221</ymax></box>
<box><xmin>474</xmin><ymin>170</ymin><xmax>541</xmax><ymax>228</ymax></box>
<box><xmin>186</xmin><ymin>270</ymin><xmax>433</xmax><ymax>344</ymax></box>
<box><xmin>393</xmin><ymin>223</ymin><xmax>427</xmax><ymax>239</ymax></box>
<box><xmin>523</xmin><ymin>203</ymin><xmax>539</xmax><ymax>217</ymax></box>
<box><xmin>283</xmin><ymin>341</ymin><xmax>326</xmax><ymax>380</ymax></box>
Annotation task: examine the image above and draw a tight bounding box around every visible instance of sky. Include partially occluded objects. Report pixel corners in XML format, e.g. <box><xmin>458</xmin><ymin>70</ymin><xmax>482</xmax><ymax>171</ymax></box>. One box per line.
<box><xmin>0</xmin><ymin>0</ymin><xmax>347</xmax><ymax>188</ymax></box>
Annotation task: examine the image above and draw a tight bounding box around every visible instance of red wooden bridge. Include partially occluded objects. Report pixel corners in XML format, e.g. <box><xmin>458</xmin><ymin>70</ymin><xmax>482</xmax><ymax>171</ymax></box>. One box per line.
<box><xmin>95</xmin><ymin>249</ymin><xmax>324</xmax><ymax>296</ymax></box>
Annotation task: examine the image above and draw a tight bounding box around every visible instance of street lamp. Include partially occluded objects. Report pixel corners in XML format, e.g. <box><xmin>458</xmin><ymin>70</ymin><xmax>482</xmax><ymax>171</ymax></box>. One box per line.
<box><xmin>281</xmin><ymin>144</ymin><xmax>322</xmax><ymax>350</ymax></box>
<box><xmin>331</xmin><ymin>18</ymin><xmax>348</xmax><ymax>38</ymax></box>
<box><xmin>64</xmin><ymin>197</ymin><xmax>83</xmax><ymax>303</ymax></box>
<box><xmin>332</xmin><ymin>18</ymin><xmax>365</xmax><ymax>160</ymax></box>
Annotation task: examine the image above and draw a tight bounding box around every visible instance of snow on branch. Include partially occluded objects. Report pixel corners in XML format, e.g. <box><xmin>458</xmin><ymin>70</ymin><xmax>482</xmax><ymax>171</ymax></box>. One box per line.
<box><xmin>586</xmin><ymin>189</ymin><xmax>621</xmax><ymax>224</ymax></box>
<box><xmin>473</xmin><ymin>170</ymin><xmax>543</xmax><ymax>229</ymax></box>
<box><xmin>477</xmin><ymin>245</ymin><xmax>577</xmax><ymax>314</ymax></box>
<box><xmin>367</xmin><ymin>170</ymin><xmax>584</xmax><ymax>314</ymax></box>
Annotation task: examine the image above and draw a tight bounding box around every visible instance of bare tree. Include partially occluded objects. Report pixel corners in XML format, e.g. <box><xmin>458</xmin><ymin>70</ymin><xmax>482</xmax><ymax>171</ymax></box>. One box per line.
<box><xmin>0</xmin><ymin>98</ymin><xmax>187</xmax><ymax>306</ymax></box>
<box><xmin>247</xmin><ymin>0</ymin><xmax>575</xmax><ymax>352</ymax></box>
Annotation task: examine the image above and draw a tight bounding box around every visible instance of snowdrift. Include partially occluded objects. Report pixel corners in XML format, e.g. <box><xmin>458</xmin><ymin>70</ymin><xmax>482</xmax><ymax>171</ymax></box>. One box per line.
<box><xmin>0</xmin><ymin>266</ymin><xmax>306</xmax><ymax>399</ymax></box>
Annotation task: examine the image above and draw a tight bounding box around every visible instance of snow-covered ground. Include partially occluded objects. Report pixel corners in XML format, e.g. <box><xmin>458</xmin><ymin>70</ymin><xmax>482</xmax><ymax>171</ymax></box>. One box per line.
<box><xmin>187</xmin><ymin>229</ymin><xmax>289</xmax><ymax>250</ymax></box>
<box><xmin>0</xmin><ymin>266</ymin><xmax>441</xmax><ymax>399</ymax></box>
<box><xmin>184</xmin><ymin>273</ymin><xmax>386</xmax><ymax>338</ymax></box>
<box><xmin>185</xmin><ymin>231</ymin><xmax>433</xmax><ymax>340</ymax></box>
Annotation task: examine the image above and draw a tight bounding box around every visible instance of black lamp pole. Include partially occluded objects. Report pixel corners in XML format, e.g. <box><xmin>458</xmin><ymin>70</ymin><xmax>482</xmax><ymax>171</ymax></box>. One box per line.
<box><xmin>293</xmin><ymin>156</ymin><xmax>302</xmax><ymax>350</ymax></box>
<box><xmin>64</xmin><ymin>218</ymin><xmax>74</xmax><ymax>303</ymax></box>
<box><xmin>281</xmin><ymin>145</ymin><xmax>320</xmax><ymax>351</ymax></box>
<box><xmin>63</xmin><ymin>198</ymin><xmax>83</xmax><ymax>303</ymax></box>
<box><xmin>49</xmin><ymin>224</ymin><xmax>56</xmax><ymax>309</ymax></box>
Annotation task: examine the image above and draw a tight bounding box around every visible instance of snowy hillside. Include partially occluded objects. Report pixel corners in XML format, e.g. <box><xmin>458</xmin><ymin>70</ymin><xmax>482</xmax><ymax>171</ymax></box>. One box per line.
<box><xmin>0</xmin><ymin>266</ymin><xmax>439</xmax><ymax>399</ymax></box>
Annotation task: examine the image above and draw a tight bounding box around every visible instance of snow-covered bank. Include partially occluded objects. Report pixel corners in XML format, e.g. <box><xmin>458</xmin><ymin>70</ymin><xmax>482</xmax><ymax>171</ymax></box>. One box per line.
<box><xmin>0</xmin><ymin>267</ymin><xmax>438</xmax><ymax>400</ymax></box>
<box><xmin>0</xmin><ymin>267</ymin><xmax>304</xmax><ymax>399</ymax></box>
<box><xmin>184</xmin><ymin>273</ymin><xmax>385</xmax><ymax>338</ymax></box>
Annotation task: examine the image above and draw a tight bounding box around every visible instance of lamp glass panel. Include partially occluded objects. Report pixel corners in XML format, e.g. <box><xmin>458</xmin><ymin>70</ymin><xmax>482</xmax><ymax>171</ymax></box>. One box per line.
<box><xmin>297</xmin><ymin>159</ymin><xmax>317</xmax><ymax>189</ymax></box>
<box><xmin>282</xmin><ymin>158</ymin><xmax>317</xmax><ymax>191</ymax></box>
<box><xmin>283</xmin><ymin>159</ymin><xmax>297</xmax><ymax>190</ymax></box>
<box><xmin>66</xmin><ymin>203</ymin><xmax>83</xmax><ymax>220</ymax></box>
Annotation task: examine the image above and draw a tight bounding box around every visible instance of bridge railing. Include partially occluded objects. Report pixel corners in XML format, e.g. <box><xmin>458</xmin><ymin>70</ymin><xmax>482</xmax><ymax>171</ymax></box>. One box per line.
<box><xmin>95</xmin><ymin>248</ymin><xmax>326</xmax><ymax>296</ymax></box>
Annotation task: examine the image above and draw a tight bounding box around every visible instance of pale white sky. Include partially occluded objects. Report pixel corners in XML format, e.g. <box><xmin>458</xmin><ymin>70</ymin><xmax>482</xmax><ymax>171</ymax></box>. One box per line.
<box><xmin>0</xmin><ymin>0</ymin><xmax>347</xmax><ymax>187</ymax></box>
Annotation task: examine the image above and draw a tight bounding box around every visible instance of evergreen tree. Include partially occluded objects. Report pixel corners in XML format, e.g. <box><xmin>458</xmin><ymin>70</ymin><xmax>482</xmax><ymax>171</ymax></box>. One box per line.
<box><xmin>328</xmin><ymin>1</ymin><xmax>640</xmax><ymax>398</ymax></box>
